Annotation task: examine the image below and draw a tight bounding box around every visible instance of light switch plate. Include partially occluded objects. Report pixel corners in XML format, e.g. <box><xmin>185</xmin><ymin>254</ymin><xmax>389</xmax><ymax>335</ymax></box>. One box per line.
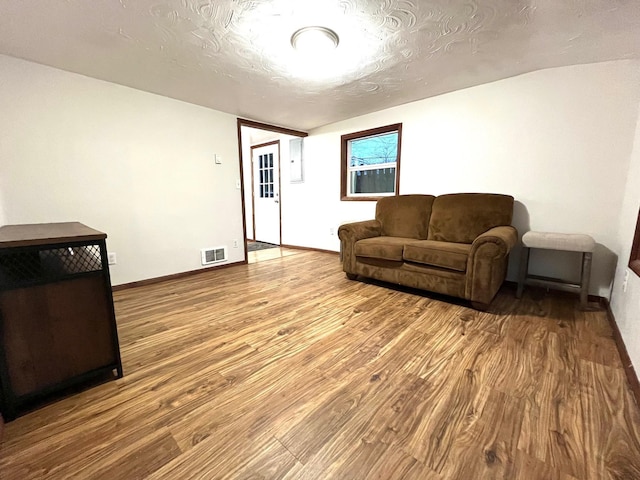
<box><xmin>214</xmin><ymin>154</ymin><xmax>222</xmax><ymax>164</ymax></box>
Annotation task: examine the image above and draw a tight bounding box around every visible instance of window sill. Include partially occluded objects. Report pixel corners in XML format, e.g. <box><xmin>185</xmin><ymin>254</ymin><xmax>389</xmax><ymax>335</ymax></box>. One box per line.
<box><xmin>341</xmin><ymin>195</ymin><xmax>386</xmax><ymax>202</ymax></box>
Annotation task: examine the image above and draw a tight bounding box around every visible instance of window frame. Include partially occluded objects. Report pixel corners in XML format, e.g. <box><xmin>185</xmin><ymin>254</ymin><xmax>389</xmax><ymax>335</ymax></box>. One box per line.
<box><xmin>340</xmin><ymin>123</ymin><xmax>402</xmax><ymax>201</ymax></box>
<box><xmin>629</xmin><ymin>208</ymin><xmax>640</xmax><ymax>277</ymax></box>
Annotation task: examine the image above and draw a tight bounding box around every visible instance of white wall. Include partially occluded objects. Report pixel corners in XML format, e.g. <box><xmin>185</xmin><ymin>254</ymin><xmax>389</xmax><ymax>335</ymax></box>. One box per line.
<box><xmin>283</xmin><ymin>60</ymin><xmax>640</xmax><ymax>297</ymax></box>
<box><xmin>610</xmin><ymin>103</ymin><xmax>640</xmax><ymax>373</ymax></box>
<box><xmin>0</xmin><ymin>55</ymin><xmax>244</xmax><ymax>285</ymax></box>
<box><xmin>276</xmin><ymin>134</ymin><xmax>302</xmax><ymax>244</ymax></box>
<box><xmin>3</xmin><ymin>55</ymin><xmax>637</xmax><ymax>299</ymax></box>
<box><xmin>0</xmin><ymin>189</ymin><xmax>6</xmax><ymax>226</ymax></box>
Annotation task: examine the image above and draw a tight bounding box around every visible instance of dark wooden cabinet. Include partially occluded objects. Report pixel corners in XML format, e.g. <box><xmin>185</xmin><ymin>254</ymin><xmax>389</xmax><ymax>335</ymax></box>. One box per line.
<box><xmin>0</xmin><ymin>223</ymin><xmax>123</xmax><ymax>420</ymax></box>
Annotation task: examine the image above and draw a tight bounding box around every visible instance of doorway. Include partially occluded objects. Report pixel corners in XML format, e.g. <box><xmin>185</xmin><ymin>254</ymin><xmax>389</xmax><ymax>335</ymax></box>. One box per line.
<box><xmin>237</xmin><ymin>119</ymin><xmax>308</xmax><ymax>264</ymax></box>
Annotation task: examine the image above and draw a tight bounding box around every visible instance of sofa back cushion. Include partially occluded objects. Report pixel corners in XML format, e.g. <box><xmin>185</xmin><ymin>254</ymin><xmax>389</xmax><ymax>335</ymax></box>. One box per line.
<box><xmin>428</xmin><ymin>193</ymin><xmax>514</xmax><ymax>244</ymax></box>
<box><xmin>376</xmin><ymin>195</ymin><xmax>436</xmax><ymax>240</ymax></box>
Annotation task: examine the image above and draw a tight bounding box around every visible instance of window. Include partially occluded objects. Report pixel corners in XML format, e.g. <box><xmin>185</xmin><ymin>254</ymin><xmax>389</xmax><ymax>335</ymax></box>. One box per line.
<box><xmin>258</xmin><ymin>152</ymin><xmax>274</xmax><ymax>198</ymax></box>
<box><xmin>341</xmin><ymin>123</ymin><xmax>402</xmax><ymax>200</ymax></box>
<box><xmin>629</xmin><ymin>208</ymin><xmax>640</xmax><ymax>276</ymax></box>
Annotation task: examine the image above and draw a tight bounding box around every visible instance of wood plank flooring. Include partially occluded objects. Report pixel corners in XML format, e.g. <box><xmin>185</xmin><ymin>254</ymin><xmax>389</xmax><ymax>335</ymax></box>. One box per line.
<box><xmin>1</xmin><ymin>250</ymin><xmax>640</xmax><ymax>479</ymax></box>
<box><xmin>247</xmin><ymin>245</ymin><xmax>303</xmax><ymax>264</ymax></box>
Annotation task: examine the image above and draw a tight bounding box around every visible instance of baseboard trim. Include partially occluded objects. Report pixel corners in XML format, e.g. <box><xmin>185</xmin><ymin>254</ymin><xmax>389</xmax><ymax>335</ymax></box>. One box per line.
<box><xmin>112</xmin><ymin>260</ymin><xmax>247</xmax><ymax>291</ymax></box>
<box><xmin>602</xmin><ymin>298</ymin><xmax>640</xmax><ymax>408</ymax></box>
<box><xmin>280</xmin><ymin>244</ymin><xmax>339</xmax><ymax>256</ymax></box>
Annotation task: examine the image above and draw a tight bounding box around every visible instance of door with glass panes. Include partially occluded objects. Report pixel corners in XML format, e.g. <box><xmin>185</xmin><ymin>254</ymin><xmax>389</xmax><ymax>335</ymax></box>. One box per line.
<box><xmin>252</xmin><ymin>142</ymin><xmax>280</xmax><ymax>245</ymax></box>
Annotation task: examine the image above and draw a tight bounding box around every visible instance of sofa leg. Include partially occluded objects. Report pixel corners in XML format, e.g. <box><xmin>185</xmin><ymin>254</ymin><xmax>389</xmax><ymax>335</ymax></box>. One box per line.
<box><xmin>471</xmin><ymin>301</ymin><xmax>489</xmax><ymax>311</ymax></box>
<box><xmin>345</xmin><ymin>273</ymin><xmax>358</xmax><ymax>280</ymax></box>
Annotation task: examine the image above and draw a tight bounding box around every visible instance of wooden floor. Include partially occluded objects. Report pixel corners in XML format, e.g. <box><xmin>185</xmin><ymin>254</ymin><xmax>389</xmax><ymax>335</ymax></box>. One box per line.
<box><xmin>247</xmin><ymin>245</ymin><xmax>303</xmax><ymax>264</ymax></box>
<box><xmin>1</xmin><ymin>250</ymin><xmax>640</xmax><ymax>479</ymax></box>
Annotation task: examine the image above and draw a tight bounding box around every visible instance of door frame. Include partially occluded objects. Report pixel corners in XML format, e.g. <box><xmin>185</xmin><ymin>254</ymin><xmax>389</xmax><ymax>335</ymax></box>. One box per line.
<box><xmin>236</xmin><ymin>118</ymin><xmax>308</xmax><ymax>263</ymax></box>
<box><xmin>250</xmin><ymin>140</ymin><xmax>281</xmax><ymax>244</ymax></box>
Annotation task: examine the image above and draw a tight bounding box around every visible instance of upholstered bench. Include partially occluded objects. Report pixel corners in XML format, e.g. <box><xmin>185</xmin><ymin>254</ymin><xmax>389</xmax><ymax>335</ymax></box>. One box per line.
<box><xmin>516</xmin><ymin>231</ymin><xmax>595</xmax><ymax>308</ymax></box>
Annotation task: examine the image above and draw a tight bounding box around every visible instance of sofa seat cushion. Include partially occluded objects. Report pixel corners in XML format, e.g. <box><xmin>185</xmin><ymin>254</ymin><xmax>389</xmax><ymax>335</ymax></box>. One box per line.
<box><xmin>354</xmin><ymin>236</ymin><xmax>412</xmax><ymax>261</ymax></box>
<box><xmin>403</xmin><ymin>240</ymin><xmax>471</xmax><ymax>272</ymax></box>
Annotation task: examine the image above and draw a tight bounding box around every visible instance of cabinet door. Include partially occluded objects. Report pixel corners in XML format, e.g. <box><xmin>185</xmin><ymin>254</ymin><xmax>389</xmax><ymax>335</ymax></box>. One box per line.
<box><xmin>0</xmin><ymin>276</ymin><xmax>117</xmax><ymax>396</ymax></box>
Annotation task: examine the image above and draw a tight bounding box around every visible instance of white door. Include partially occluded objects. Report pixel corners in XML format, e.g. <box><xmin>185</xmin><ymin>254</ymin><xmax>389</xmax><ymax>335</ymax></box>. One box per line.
<box><xmin>252</xmin><ymin>143</ymin><xmax>280</xmax><ymax>245</ymax></box>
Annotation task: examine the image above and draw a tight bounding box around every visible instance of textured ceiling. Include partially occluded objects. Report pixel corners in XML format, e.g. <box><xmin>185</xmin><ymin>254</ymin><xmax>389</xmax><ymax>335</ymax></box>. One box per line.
<box><xmin>0</xmin><ymin>0</ymin><xmax>639</xmax><ymax>130</ymax></box>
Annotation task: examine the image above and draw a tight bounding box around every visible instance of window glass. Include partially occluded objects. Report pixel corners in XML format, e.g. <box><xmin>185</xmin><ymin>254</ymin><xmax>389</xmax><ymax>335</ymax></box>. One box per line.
<box><xmin>341</xmin><ymin>124</ymin><xmax>402</xmax><ymax>200</ymax></box>
<box><xmin>259</xmin><ymin>153</ymin><xmax>275</xmax><ymax>198</ymax></box>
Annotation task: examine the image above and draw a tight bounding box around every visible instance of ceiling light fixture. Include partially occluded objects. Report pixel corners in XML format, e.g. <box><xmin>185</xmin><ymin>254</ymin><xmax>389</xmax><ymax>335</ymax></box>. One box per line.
<box><xmin>290</xmin><ymin>26</ymin><xmax>339</xmax><ymax>54</ymax></box>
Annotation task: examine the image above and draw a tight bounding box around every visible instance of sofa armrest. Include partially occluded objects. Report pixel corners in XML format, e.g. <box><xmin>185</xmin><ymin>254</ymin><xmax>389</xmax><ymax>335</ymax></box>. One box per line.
<box><xmin>338</xmin><ymin>220</ymin><xmax>382</xmax><ymax>243</ymax></box>
<box><xmin>338</xmin><ymin>220</ymin><xmax>382</xmax><ymax>274</ymax></box>
<box><xmin>470</xmin><ymin>226</ymin><xmax>518</xmax><ymax>255</ymax></box>
<box><xmin>466</xmin><ymin>226</ymin><xmax>518</xmax><ymax>305</ymax></box>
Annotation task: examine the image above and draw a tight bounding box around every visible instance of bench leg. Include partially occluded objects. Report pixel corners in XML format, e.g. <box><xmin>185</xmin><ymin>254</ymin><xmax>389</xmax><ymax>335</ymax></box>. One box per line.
<box><xmin>516</xmin><ymin>247</ymin><xmax>530</xmax><ymax>299</ymax></box>
<box><xmin>580</xmin><ymin>251</ymin><xmax>592</xmax><ymax>309</ymax></box>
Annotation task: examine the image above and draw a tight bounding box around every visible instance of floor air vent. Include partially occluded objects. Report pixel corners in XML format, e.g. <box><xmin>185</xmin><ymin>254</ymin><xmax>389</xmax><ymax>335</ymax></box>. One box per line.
<box><xmin>201</xmin><ymin>246</ymin><xmax>227</xmax><ymax>265</ymax></box>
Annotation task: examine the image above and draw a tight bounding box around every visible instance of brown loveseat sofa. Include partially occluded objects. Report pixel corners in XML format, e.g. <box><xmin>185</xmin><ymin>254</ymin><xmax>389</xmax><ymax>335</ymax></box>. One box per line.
<box><xmin>338</xmin><ymin>193</ymin><xmax>517</xmax><ymax>309</ymax></box>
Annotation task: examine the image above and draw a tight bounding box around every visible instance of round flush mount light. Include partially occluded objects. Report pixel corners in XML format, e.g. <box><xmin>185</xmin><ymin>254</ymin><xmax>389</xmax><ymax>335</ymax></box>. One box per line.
<box><xmin>290</xmin><ymin>26</ymin><xmax>339</xmax><ymax>53</ymax></box>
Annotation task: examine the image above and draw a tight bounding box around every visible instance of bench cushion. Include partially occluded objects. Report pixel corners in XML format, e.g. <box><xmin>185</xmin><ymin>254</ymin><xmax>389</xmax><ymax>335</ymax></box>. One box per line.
<box><xmin>354</xmin><ymin>236</ymin><xmax>410</xmax><ymax>261</ymax></box>
<box><xmin>522</xmin><ymin>231</ymin><xmax>595</xmax><ymax>253</ymax></box>
<box><xmin>404</xmin><ymin>240</ymin><xmax>471</xmax><ymax>272</ymax></box>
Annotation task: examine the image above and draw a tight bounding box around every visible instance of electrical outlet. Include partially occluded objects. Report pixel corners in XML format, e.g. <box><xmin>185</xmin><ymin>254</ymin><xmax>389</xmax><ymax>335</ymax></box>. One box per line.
<box><xmin>329</xmin><ymin>227</ymin><xmax>335</xmax><ymax>235</ymax></box>
<box><xmin>623</xmin><ymin>269</ymin><xmax>629</xmax><ymax>292</ymax></box>
<box><xmin>233</xmin><ymin>239</ymin><xmax>239</xmax><ymax>248</ymax></box>
<box><xmin>108</xmin><ymin>252</ymin><xmax>117</xmax><ymax>265</ymax></box>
